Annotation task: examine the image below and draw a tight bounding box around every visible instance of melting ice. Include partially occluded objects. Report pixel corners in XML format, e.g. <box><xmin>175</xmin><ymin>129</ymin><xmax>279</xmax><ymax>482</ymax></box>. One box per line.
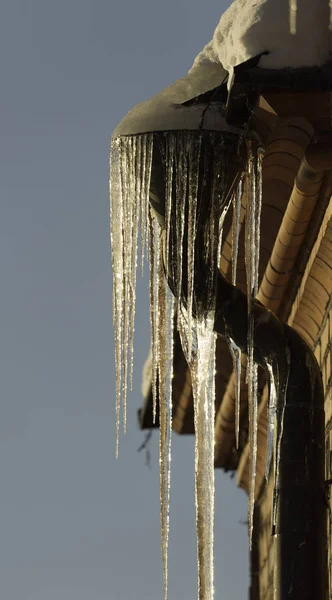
<box><xmin>179</xmin><ymin>311</ymin><xmax>216</xmax><ymax>600</ymax></box>
<box><xmin>160</xmin><ymin>130</ymin><xmax>229</xmax><ymax>600</ymax></box>
<box><xmin>110</xmin><ymin>130</ymin><xmax>267</xmax><ymax>598</ymax></box>
<box><xmin>244</xmin><ymin>143</ymin><xmax>263</xmax><ymax>546</ymax></box>
<box><xmin>110</xmin><ymin>134</ymin><xmax>153</xmax><ymax>456</ymax></box>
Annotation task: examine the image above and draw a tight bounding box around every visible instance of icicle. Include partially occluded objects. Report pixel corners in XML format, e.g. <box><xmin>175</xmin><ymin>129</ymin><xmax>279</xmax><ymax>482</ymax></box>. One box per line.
<box><xmin>174</xmin><ymin>132</ymin><xmax>231</xmax><ymax>600</ymax></box>
<box><xmin>255</xmin><ymin>149</ymin><xmax>263</xmax><ymax>277</ymax></box>
<box><xmin>163</xmin><ymin>134</ymin><xmax>176</xmax><ymax>285</ymax></box>
<box><xmin>147</xmin><ymin>196</ymin><xmax>175</xmax><ymax>600</ymax></box>
<box><xmin>289</xmin><ymin>0</ymin><xmax>297</xmax><ymax>34</ymax></box>
<box><xmin>110</xmin><ymin>133</ymin><xmax>153</xmax><ymax>452</ymax></box>
<box><xmin>228</xmin><ymin>338</ymin><xmax>242</xmax><ymax>449</ymax></box>
<box><xmin>231</xmin><ymin>177</ymin><xmax>243</xmax><ymax>286</ymax></box>
<box><xmin>175</xmin><ymin>134</ymin><xmax>188</xmax><ymax>316</ymax></box>
<box><xmin>112</xmin><ymin>129</ymin><xmax>236</xmax><ymax>599</ymax></box>
<box><xmin>272</xmin><ymin>347</ymin><xmax>291</xmax><ymax>529</ymax></box>
<box><xmin>128</xmin><ymin>138</ymin><xmax>140</xmax><ymax>398</ymax></box>
<box><xmin>110</xmin><ymin>138</ymin><xmax>123</xmax><ymax>458</ymax></box>
<box><xmin>140</xmin><ymin>135</ymin><xmax>153</xmax><ymax>275</ymax></box>
<box><xmin>227</xmin><ymin>177</ymin><xmax>244</xmax><ymax>449</ymax></box>
<box><xmin>244</xmin><ymin>141</ymin><xmax>263</xmax><ymax>547</ymax></box>
<box><xmin>119</xmin><ymin>138</ymin><xmax>132</xmax><ymax>435</ymax></box>
<box><xmin>149</xmin><ymin>212</ymin><xmax>160</xmax><ymax>423</ymax></box>
<box><xmin>180</xmin><ymin>132</ymin><xmax>236</xmax><ymax>600</ymax></box>
<box><xmin>179</xmin><ymin>312</ymin><xmax>216</xmax><ymax>600</ymax></box>
<box><xmin>157</xmin><ymin>244</ymin><xmax>174</xmax><ymax>600</ymax></box>
<box><xmin>246</xmin><ymin>352</ymin><xmax>258</xmax><ymax>547</ymax></box>
<box><xmin>265</xmin><ymin>362</ymin><xmax>277</xmax><ymax>480</ymax></box>
<box><xmin>187</xmin><ymin>135</ymin><xmax>201</xmax><ymax>356</ymax></box>
<box><xmin>245</xmin><ymin>141</ymin><xmax>257</xmax><ymax>546</ymax></box>
<box><xmin>194</xmin><ymin>320</ymin><xmax>216</xmax><ymax>600</ymax></box>
<box><xmin>129</xmin><ymin>135</ymin><xmax>153</xmax><ymax>394</ymax></box>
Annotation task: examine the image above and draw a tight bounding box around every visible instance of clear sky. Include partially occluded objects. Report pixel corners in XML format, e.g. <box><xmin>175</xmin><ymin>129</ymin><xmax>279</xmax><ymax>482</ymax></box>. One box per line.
<box><xmin>0</xmin><ymin>0</ymin><xmax>249</xmax><ymax>598</ymax></box>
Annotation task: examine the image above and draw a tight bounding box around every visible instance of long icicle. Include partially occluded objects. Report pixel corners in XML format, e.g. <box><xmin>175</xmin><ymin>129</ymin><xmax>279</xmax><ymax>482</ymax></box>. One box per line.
<box><xmin>194</xmin><ymin>134</ymin><xmax>230</xmax><ymax>599</ymax></box>
<box><xmin>255</xmin><ymin>149</ymin><xmax>263</xmax><ymax>291</ymax></box>
<box><xmin>111</xmin><ymin>133</ymin><xmax>173</xmax><ymax>600</ymax></box>
<box><xmin>245</xmin><ymin>142</ymin><xmax>256</xmax><ymax>546</ymax></box>
<box><xmin>120</xmin><ymin>137</ymin><xmax>133</xmax><ymax>435</ymax></box>
<box><xmin>140</xmin><ymin>134</ymin><xmax>153</xmax><ymax>276</ymax></box>
<box><xmin>245</xmin><ymin>141</ymin><xmax>262</xmax><ymax>547</ymax></box>
<box><xmin>110</xmin><ymin>133</ymin><xmax>153</xmax><ymax>452</ymax></box>
<box><xmin>149</xmin><ymin>211</ymin><xmax>160</xmax><ymax>424</ymax></box>
<box><xmin>190</xmin><ymin>136</ymin><xmax>232</xmax><ymax>600</ymax></box>
<box><xmin>179</xmin><ymin>310</ymin><xmax>216</xmax><ymax>600</ymax></box>
<box><xmin>128</xmin><ymin>137</ymin><xmax>140</xmax><ymax>401</ymax></box>
<box><xmin>110</xmin><ymin>138</ymin><xmax>124</xmax><ymax>457</ymax></box>
<box><xmin>193</xmin><ymin>319</ymin><xmax>216</xmax><ymax>600</ymax></box>
<box><xmin>129</xmin><ymin>135</ymin><xmax>153</xmax><ymax>393</ymax></box>
<box><xmin>187</xmin><ymin>135</ymin><xmax>201</xmax><ymax>356</ymax></box>
<box><xmin>176</xmin><ymin>132</ymin><xmax>232</xmax><ymax>600</ymax></box>
<box><xmin>230</xmin><ymin>177</ymin><xmax>244</xmax><ymax>448</ymax></box>
<box><xmin>155</xmin><ymin>218</ymin><xmax>174</xmax><ymax>600</ymax></box>
<box><xmin>175</xmin><ymin>134</ymin><xmax>188</xmax><ymax>322</ymax></box>
<box><xmin>164</xmin><ymin>134</ymin><xmax>176</xmax><ymax>289</ymax></box>
<box><xmin>231</xmin><ymin>177</ymin><xmax>243</xmax><ymax>287</ymax></box>
<box><xmin>158</xmin><ymin>255</ymin><xmax>168</xmax><ymax>600</ymax></box>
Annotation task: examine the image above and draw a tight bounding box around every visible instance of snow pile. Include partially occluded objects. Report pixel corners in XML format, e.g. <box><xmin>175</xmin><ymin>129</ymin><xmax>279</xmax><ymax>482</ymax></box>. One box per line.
<box><xmin>192</xmin><ymin>0</ymin><xmax>332</xmax><ymax>77</ymax></box>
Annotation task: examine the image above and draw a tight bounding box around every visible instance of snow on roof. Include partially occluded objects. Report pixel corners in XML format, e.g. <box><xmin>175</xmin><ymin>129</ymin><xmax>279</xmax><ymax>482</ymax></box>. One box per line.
<box><xmin>113</xmin><ymin>0</ymin><xmax>332</xmax><ymax>138</ymax></box>
<box><xmin>191</xmin><ymin>0</ymin><xmax>332</xmax><ymax>77</ymax></box>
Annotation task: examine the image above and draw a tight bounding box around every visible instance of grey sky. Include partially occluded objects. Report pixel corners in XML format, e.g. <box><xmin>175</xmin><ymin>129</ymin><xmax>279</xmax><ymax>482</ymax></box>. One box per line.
<box><xmin>1</xmin><ymin>0</ymin><xmax>248</xmax><ymax>598</ymax></box>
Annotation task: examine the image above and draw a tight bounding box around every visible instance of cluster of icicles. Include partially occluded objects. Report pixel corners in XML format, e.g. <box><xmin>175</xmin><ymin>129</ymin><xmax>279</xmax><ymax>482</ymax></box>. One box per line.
<box><xmin>110</xmin><ymin>131</ymin><xmax>277</xmax><ymax>600</ymax></box>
